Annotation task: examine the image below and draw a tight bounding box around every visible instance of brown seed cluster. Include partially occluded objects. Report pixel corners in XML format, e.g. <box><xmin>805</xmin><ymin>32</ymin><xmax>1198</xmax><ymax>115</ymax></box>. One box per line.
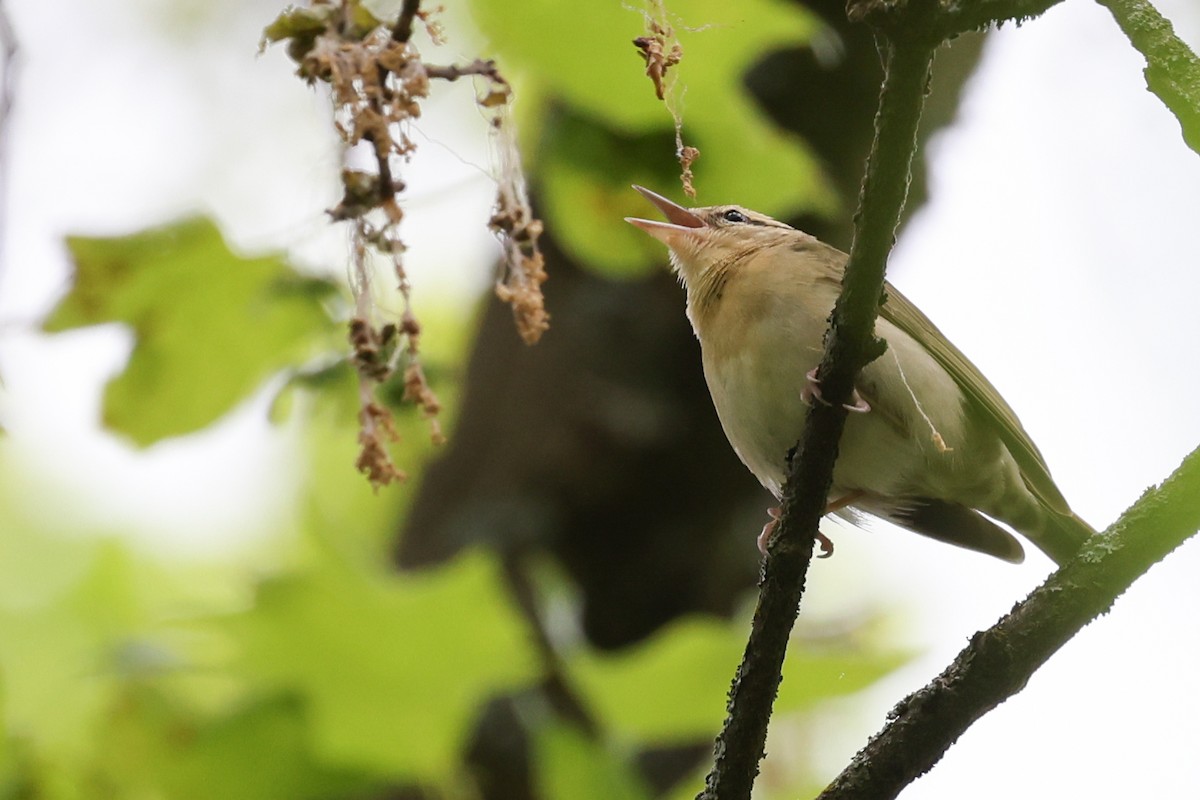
<box><xmin>490</xmin><ymin>188</ymin><xmax>549</xmax><ymax>345</ymax></box>
<box><xmin>265</xmin><ymin>0</ymin><xmax>546</xmax><ymax>488</ymax></box>
<box><xmin>356</xmin><ymin>400</ymin><xmax>403</xmax><ymax>486</ymax></box>
<box><xmin>633</xmin><ymin>21</ymin><xmax>682</xmax><ymax>101</ymax></box>
<box><xmin>632</xmin><ymin>7</ymin><xmax>700</xmax><ymax>198</ymax></box>
<box><xmin>678</xmin><ymin>144</ymin><xmax>700</xmax><ymax>199</ymax></box>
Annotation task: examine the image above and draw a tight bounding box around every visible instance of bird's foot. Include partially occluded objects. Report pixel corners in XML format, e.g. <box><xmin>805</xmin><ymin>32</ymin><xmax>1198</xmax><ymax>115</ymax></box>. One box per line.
<box><xmin>756</xmin><ymin>507</ymin><xmax>780</xmax><ymax>554</ymax></box>
<box><xmin>757</xmin><ymin>506</ymin><xmax>835</xmax><ymax>558</ymax></box>
<box><xmin>801</xmin><ymin>368</ymin><xmax>871</xmax><ymax>413</ymax></box>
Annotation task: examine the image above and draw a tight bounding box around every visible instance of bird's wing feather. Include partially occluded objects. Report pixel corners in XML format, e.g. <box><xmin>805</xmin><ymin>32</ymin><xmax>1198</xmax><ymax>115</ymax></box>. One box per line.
<box><xmin>878</xmin><ymin>281</ymin><xmax>1071</xmax><ymax>515</ymax></box>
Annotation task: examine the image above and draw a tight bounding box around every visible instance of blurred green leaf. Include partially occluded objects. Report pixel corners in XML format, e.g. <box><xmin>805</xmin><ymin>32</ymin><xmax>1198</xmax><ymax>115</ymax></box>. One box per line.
<box><xmin>223</xmin><ymin>550</ymin><xmax>537</xmax><ymax>781</ymax></box>
<box><xmin>44</xmin><ymin>218</ymin><xmax>339</xmax><ymax>446</ymax></box>
<box><xmin>571</xmin><ymin>616</ymin><xmax>906</xmax><ymax>742</ymax></box>
<box><xmin>98</xmin><ymin>689</ymin><xmax>378</xmax><ymax>800</ymax></box>
<box><xmin>534</xmin><ymin>723</ymin><xmax>653</xmax><ymax>800</ymax></box>
<box><xmin>470</xmin><ymin>0</ymin><xmax>815</xmax><ymax>130</ymax></box>
<box><xmin>775</xmin><ymin>638</ymin><xmax>909</xmax><ymax>715</ymax></box>
<box><xmin>539</xmin><ymin>107</ymin><xmax>682</xmax><ymax>277</ymax></box>
<box><xmin>0</xmin><ymin>413</ymin><xmax>505</xmax><ymax>796</ymax></box>
<box><xmin>0</xmin><ymin>534</ymin><xmax>141</xmax><ymax>759</ymax></box>
<box><xmin>470</xmin><ymin>0</ymin><xmax>832</xmax><ymax>273</ymax></box>
<box><xmin>0</xmin><ymin>450</ymin><xmax>268</xmax><ymax>790</ymax></box>
<box><xmin>279</xmin><ymin>293</ymin><xmax>474</xmax><ymax>564</ymax></box>
<box><xmin>261</xmin><ymin>5</ymin><xmax>335</xmax><ymax>44</ymax></box>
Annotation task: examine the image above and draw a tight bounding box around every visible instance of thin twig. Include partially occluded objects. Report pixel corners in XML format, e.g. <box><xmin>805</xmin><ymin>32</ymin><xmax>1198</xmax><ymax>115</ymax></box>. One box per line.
<box><xmin>425</xmin><ymin>58</ymin><xmax>501</xmax><ymax>82</ymax></box>
<box><xmin>819</xmin><ymin>444</ymin><xmax>1200</xmax><ymax>799</ymax></box>
<box><xmin>696</xmin><ymin>30</ymin><xmax>936</xmax><ymax>800</ymax></box>
<box><xmin>392</xmin><ymin>0</ymin><xmax>421</xmax><ymax>43</ymax></box>
<box><xmin>1094</xmin><ymin>0</ymin><xmax>1200</xmax><ymax>154</ymax></box>
<box><xmin>499</xmin><ymin>553</ymin><xmax>600</xmax><ymax>736</ymax></box>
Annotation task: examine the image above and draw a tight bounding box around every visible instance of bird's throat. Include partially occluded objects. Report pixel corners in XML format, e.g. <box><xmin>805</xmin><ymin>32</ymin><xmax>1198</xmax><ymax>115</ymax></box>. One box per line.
<box><xmin>682</xmin><ymin>245</ymin><xmax>768</xmax><ymax>330</ymax></box>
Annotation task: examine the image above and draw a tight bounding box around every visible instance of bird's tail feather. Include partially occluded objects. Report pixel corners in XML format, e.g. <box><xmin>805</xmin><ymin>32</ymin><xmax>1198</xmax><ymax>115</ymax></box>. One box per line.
<box><xmin>850</xmin><ymin>497</ymin><xmax>1027</xmax><ymax>564</ymax></box>
<box><xmin>1033</xmin><ymin>511</ymin><xmax>1094</xmax><ymax>566</ymax></box>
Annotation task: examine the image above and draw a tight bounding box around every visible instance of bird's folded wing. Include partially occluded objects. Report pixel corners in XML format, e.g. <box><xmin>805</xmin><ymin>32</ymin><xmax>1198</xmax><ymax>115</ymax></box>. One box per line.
<box><xmin>878</xmin><ymin>281</ymin><xmax>1071</xmax><ymax>515</ymax></box>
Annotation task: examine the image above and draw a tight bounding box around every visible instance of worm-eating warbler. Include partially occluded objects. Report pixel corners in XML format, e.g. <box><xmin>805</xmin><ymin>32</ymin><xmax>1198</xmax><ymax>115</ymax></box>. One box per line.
<box><xmin>626</xmin><ymin>185</ymin><xmax>1092</xmax><ymax>564</ymax></box>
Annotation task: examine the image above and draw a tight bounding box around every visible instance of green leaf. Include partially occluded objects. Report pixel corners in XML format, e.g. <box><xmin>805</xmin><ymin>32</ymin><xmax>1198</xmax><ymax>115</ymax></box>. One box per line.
<box><xmin>470</xmin><ymin>0</ymin><xmax>815</xmax><ymax>130</ymax></box>
<box><xmin>774</xmin><ymin>636</ymin><xmax>909</xmax><ymax>716</ymax></box>
<box><xmin>44</xmin><ymin>218</ymin><xmax>339</xmax><ymax>446</ymax></box>
<box><xmin>223</xmin><ymin>550</ymin><xmax>538</xmax><ymax>781</ymax></box>
<box><xmin>0</xmin><ymin>451</ymin><xmax>260</xmax><ymax>786</ymax></box>
<box><xmin>261</xmin><ymin>5</ymin><xmax>336</xmax><ymax>45</ymax></box>
<box><xmin>0</xmin><ymin>533</ymin><xmax>143</xmax><ymax>760</ymax></box>
<box><xmin>1097</xmin><ymin>0</ymin><xmax>1200</xmax><ymax>155</ymax></box>
<box><xmin>534</xmin><ymin>723</ymin><xmax>653</xmax><ymax>800</ymax></box>
<box><xmin>538</xmin><ymin>107</ymin><xmax>683</xmax><ymax>276</ymax></box>
<box><xmin>470</xmin><ymin>0</ymin><xmax>833</xmax><ymax>274</ymax></box>
<box><xmin>98</xmin><ymin>690</ymin><xmax>378</xmax><ymax>800</ymax></box>
<box><xmin>570</xmin><ymin>616</ymin><xmax>906</xmax><ymax>742</ymax></box>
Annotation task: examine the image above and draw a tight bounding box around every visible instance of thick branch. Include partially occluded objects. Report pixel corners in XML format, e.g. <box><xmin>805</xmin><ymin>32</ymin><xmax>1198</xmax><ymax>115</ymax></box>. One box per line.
<box><xmin>1095</xmin><ymin>0</ymin><xmax>1200</xmax><ymax>154</ymax></box>
<box><xmin>819</xmin><ymin>444</ymin><xmax>1200</xmax><ymax>799</ymax></box>
<box><xmin>847</xmin><ymin>0</ymin><xmax>1068</xmax><ymax>41</ymax></box>
<box><xmin>696</xmin><ymin>35</ymin><xmax>936</xmax><ymax>800</ymax></box>
<box><xmin>934</xmin><ymin>0</ymin><xmax>1064</xmax><ymax>36</ymax></box>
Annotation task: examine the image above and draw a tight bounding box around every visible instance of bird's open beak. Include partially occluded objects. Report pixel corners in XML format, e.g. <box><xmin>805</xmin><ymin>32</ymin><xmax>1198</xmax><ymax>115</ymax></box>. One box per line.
<box><xmin>625</xmin><ymin>185</ymin><xmax>705</xmax><ymax>246</ymax></box>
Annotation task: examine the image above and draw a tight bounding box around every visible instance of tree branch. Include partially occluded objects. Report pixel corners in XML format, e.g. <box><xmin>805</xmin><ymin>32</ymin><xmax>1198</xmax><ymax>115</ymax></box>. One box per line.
<box><xmin>847</xmin><ymin>0</ymin><xmax>1067</xmax><ymax>41</ymax></box>
<box><xmin>391</xmin><ymin>0</ymin><xmax>421</xmax><ymax>43</ymax></box>
<box><xmin>934</xmin><ymin>0</ymin><xmax>1064</xmax><ymax>36</ymax></box>
<box><xmin>696</xmin><ymin>28</ymin><xmax>936</xmax><ymax>800</ymax></box>
<box><xmin>819</xmin><ymin>443</ymin><xmax>1200</xmax><ymax>799</ymax></box>
<box><xmin>1094</xmin><ymin>0</ymin><xmax>1200</xmax><ymax>155</ymax></box>
<box><xmin>425</xmin><ymin>59</ymin><xmax>503</xmax><ymax>82</ymax></box>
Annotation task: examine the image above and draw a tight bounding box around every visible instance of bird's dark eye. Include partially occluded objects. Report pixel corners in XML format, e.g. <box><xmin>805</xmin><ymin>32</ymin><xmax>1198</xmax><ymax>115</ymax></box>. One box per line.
<box><xmin>722</xmin><ymin>209</ymin><xmax>747</xmax><ymax>223</ymax></box>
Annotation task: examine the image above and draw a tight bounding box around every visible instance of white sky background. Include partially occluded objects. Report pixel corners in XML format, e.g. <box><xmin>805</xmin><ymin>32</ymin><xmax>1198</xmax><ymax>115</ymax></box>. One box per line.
<box><xmin>2</xmin><ymin>0</ymin><xmax>1200</xmax><ymax>797</ymax></box>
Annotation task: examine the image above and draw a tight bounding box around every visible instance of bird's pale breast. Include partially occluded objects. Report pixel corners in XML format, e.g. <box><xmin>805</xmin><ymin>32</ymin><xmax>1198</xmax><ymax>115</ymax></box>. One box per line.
<box><xmin>692</xmin><ymin>261</ymin><xmax>978</xmax><ymax>506</ymax></box>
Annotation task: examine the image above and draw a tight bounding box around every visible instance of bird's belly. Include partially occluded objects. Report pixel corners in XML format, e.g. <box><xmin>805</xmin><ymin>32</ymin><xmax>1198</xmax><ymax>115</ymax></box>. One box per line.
<box><xmin>704</xmin><ymin>350</ymin><xmax>812</xmax><ymax>498</ymax></box>
<box><xmin>702</xmin><ymin>334</ymin><xmax>963</xmax><ymax>503</ymax></box>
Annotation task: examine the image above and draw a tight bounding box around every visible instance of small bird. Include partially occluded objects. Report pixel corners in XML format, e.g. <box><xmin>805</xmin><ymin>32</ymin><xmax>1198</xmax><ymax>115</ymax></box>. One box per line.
<box><xmin>626</xmin><ymin>185</ymin><xmax>1092</xmax><ymax>565</ymax></box>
